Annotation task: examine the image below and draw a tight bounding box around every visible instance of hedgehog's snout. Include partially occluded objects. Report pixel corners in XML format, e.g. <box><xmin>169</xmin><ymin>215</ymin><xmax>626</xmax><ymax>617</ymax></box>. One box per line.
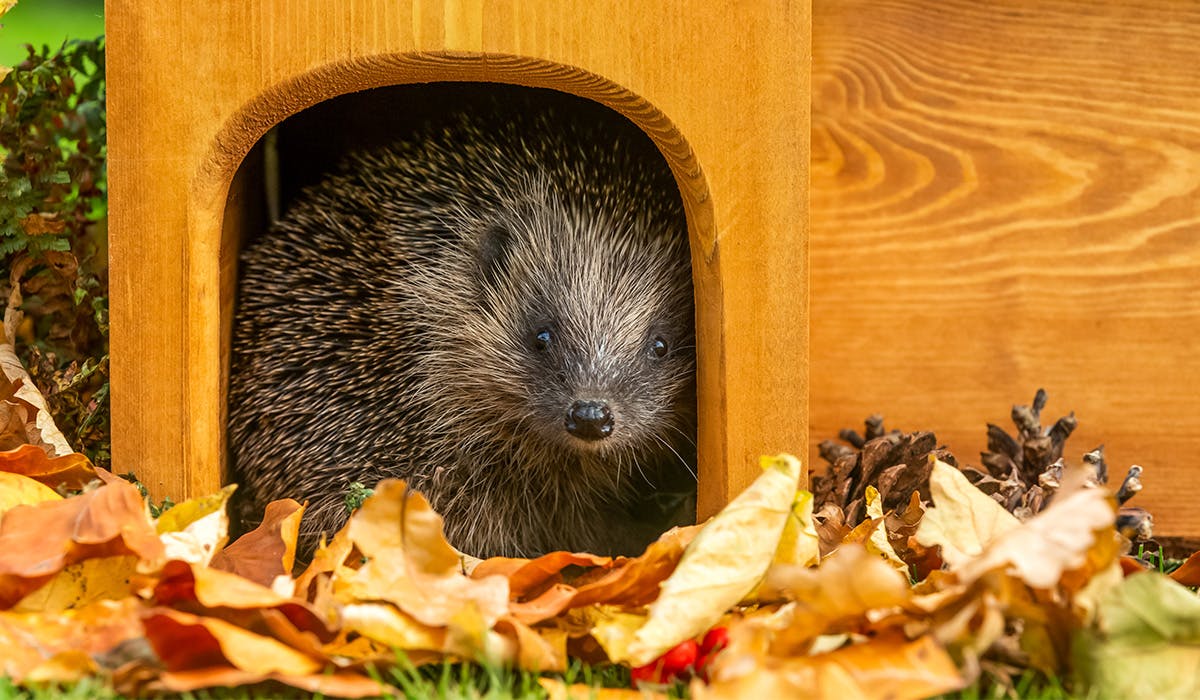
<box><xmin>564</xmin><ymin>400</ymin><xmax>614</xmax><ymax>441</ymax></box>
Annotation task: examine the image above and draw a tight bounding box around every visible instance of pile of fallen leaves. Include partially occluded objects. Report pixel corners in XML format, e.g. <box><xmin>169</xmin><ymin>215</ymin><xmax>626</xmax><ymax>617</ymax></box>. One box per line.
<box><xmin>3</xmin><ymin>437</ymin><xmax>1200</xmax><ymax>698</ymax></box>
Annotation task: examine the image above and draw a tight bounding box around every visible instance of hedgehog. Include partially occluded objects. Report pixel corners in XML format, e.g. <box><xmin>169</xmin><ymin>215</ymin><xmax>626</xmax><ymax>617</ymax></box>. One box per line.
<box><xmin>227</xmin><ymin>89</ymin><xmax>697</xmax><ymax>558</ymax></box>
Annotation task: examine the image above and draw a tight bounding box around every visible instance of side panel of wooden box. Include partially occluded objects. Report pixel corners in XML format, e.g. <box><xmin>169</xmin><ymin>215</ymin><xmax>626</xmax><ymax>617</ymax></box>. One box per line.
<box><xmin>107</xmin><ymin>2</ymin><xmax>811</xmax><ymax>517</ymax></box>
<box><xmin>810</xmin><ymin>0</ymin><xmax>1200</xmax><ymax>535</ymax></box>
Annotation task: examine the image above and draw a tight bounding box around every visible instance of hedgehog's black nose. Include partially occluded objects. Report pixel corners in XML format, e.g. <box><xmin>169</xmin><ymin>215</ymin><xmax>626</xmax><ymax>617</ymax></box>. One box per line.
<box><xmin>565</xmin><ymin>400</ymin><xmax>614</xmax><ymax>441</ymax></box>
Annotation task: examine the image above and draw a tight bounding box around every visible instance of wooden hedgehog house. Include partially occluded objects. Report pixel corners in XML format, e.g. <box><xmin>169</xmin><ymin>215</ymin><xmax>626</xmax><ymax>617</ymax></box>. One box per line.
<box><xmin>105</xmin><ymin>2</ymin><xmax>811</xmax><ymax>524</ymax></box>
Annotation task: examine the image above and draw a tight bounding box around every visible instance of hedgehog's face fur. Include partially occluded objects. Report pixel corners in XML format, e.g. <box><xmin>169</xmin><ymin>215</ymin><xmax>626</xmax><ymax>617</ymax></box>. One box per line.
<box><xmin>406</xmin><ymin>175</ymin><xmax>695</xmax><ymax>491</ymax></box>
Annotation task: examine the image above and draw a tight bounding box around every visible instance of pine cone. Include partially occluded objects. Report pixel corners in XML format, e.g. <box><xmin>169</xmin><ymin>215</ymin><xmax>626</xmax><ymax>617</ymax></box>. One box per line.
<box><xmin>814</xmin><ymin>415</ymin><xmax>955</xmax><ymax>526</ymax></box>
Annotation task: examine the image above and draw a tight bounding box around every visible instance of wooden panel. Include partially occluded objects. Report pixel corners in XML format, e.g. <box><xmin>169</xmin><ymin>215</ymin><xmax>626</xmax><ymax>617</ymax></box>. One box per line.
<box><xmin>107</xmin><ymin>2</ymin><xmax>810</xmax><ymax>516</ymax></box>
<box><xmin>810</xmin><ymin>0</ymin><xmax>1200</xmax><ymax>534</ymax></box>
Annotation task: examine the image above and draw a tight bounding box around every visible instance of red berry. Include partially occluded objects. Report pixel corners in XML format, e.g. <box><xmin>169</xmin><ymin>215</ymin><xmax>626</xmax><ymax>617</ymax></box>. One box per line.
<box><xmin>631</xmin><ymin>663</ymin><xmax>660</xmax><ymax>686</ymax></box>
<box><xmin>701</xmin><ymin>626</ymin><xmax>730</xmax><ymax>655</ymax></box>
<box><xmin>660</xmin><ymin>638</ymin><xmax>700</xmax><ymax>678</ymax></box>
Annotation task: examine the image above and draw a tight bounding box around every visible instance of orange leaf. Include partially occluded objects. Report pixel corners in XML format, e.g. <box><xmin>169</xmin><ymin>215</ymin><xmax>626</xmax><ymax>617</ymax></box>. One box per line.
<box><xmin>509</xmin><ymin>525</ymin><xmax>700</xmax><ymax>625</ymax></box>
<box><xmin>473</xmin><ymin>551</ymin><xmax>613</xmax><ymax>598</ymax></box>
<box><xmin>1169</xmin><ymin>550</ymin><xmax>1200</xmax><ymax>586</ymax></box>
<box><xmin>0</xmin><ymin>444</ymin><xmax>97</xmax><ymax>491</ymax></box>
<box><xmin>152</xmin><ymin>560</ymin><xmax>333</xmax><ymax>641</ymax></box>
<box><xmin>0</xmin><ymin>597</ymin><xmax>145</xmax><ymax>682</ymax></box>
<box><xmin>211</xmin><ymin>499</ymin><xmax>305</xmax><ymax>587</ymax></box>
<box><xmin>0</xmin><ymin>476</ymin><xmax>163</xmax><ymax>608</ymax></box>
<box><xmin>141</xmin><ymin>607</ymin><xmax>323</xmax><ymax>675</ymax></box>
<box><xmin>700</xmin><ymin>633</ymin><xmax>963</xmax><ymax>700</ymax></box>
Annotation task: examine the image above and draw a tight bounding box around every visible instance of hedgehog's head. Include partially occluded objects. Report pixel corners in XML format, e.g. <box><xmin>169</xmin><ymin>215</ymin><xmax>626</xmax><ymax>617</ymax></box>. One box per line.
<box><xmin>416</xmin><ymin>174</ymin><xmax>695</xmax><ymax>488</ymax></box>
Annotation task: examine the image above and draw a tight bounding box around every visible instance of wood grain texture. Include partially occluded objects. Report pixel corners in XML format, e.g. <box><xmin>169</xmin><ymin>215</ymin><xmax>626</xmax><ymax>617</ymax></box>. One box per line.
<box><xmin>106</xmin><ymin>2</ymin><xmax>810</xmax><ymax>518</ymax></box>
<box><xmin>810</xmin><ymin>0</ymin><xmax>1200</xmax><ymax>534</ymax></box>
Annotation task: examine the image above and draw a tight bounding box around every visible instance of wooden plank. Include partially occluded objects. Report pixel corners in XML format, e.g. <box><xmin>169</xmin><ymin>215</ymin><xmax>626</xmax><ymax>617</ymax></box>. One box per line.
<box><xmin>107</xmin><ymin>1</ymin><xmax>810</xmax><ymax>518</ymax></box>
<box><xmin>810</xmin><ymin>0</ymin><xmax>1200</xmax><ymax>535</ymax></box>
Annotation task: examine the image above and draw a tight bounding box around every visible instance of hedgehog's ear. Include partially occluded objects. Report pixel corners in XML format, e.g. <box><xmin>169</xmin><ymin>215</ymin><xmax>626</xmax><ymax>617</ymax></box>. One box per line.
<box><xmin>477</xmin><ymin>220</ymin><xmax>512</xmax><ymax>282</ymax></box>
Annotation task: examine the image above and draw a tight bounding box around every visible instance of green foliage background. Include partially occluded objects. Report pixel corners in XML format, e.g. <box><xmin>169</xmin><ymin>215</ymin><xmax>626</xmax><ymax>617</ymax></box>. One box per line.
<box><xmin>0</xmin><ymin>0</ymin><xmax>104</xmax><ymax>67</ymax></box>
<box><xmin>1</xmin><ymin>9</ymin><xmax>109</xmax><ymax>466</ymax></box>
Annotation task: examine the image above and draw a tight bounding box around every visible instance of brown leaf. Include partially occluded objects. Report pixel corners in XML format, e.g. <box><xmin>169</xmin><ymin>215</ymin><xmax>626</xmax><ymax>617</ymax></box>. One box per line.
<box><xmin>0</xmin><ymin>444</ymin><xmax>97</xmax><ymax>491</ymax></box>
<box><xmin>18</xmin><ymin>213</ymin><xmax>67</xmax><ymax>236</ymax></box>
<box><xmin>0</xmin><ymin>475</ymin><xmax>163</xmax><ymax>608</ymax></box>
<box><xmin>211</xmin><ymin>499</ymin><xmax>305</xmax><ymax>587</ymax></box>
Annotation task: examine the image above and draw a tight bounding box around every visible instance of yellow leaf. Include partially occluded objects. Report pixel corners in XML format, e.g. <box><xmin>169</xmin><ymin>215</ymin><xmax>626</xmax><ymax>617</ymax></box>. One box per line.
<box><xmin>340</xmin><ymin>602</ymin><xmax>448</xmax><ymax>651</ymax></box>
<box><xmin>759</xmin><ymin>544</ymin><xmax>912</xmax><ymax>652</ymax></box>
<box><xmin>864</xmin><ymin>486</ymin><xmax>909</xmax><ymax>574</ymax></box>
<box><xmin>0</xmin><ymin>1</ymin><xmax>15</xmax><ymax>19</ymax></box>
<box><xmin>12</xmin><ymin>556</ymin><xmax>139</xmax><ymax>613</ymax></box>
<box><xmin>626</xmin><ymin>454</ymin><xmax>802</xmax><ymax>665</ymax></box>
<box><xmin>0</xmin><ymin>470</ymin><xmax>61</xmax><ymax>518</ymax></box>
<box><xmin>338</xmin><ymin>480</ymin><xmax>510</xmax><ymax>630</ymax></box>
<box><xmin>915</xmin><ymin>459</ymin><xmax>1019</xmax><ymax>567</ymax></box>
<box><xmin>582</xmin><ymin>606</ymin><xmax>649</xmax><ymax>663</ymax></box>
<box><xmin>156</xmin><ymin>485</ymin><xmax>235</xmax><ymax>566</ymax></box>
<box><xmin>773</xmin><ymin>490</ymin><xmax>820</xmax><ymax>568</ymax></box>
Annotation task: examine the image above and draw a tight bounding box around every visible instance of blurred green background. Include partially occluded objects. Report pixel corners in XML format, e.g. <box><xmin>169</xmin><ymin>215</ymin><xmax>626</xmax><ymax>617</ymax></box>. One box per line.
<box><xmin>0</xmin><ymin>0</ymin><xmax>104</xmax><ymax>66</ymax></box>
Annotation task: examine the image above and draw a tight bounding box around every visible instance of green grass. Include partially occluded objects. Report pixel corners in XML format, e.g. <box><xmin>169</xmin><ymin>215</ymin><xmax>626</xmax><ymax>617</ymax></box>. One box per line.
<box><xmin>0</xmin><ymin>660</ymin><xmax>642</xmax><ymax>700</ymax></box>
<box><xmin>0</xmin><ymin>0</ymin><xmax>104</xmax><ymax>67</ymax></box>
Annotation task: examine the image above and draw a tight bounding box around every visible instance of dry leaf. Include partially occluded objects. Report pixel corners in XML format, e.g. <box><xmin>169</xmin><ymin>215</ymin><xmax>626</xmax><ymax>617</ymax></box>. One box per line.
<box><xmin>19</xmin><ymin>213</ymin><xmax>67</xmax><ymax>236</ymax></box>
<box><xmin>771</xmin><ymin>489</ymin><xmax>820</xmax><ymax>568</ymax></box>
<box><xmin>0</xmin><ymin>470</ymin><xmax>62</xmax><ymax>519</ymax></box>
<box><xmin>758</xmin><ymin>544</ymin><xmax>911</xmax><ymax>652</ymax></box>
<box><xmin>506</xmin><ymin>525</ymin><xmax>700</xmax><ymax>625</ymax></box>
<box><xmin>0</xmin><ymin>475</ymin><xmax>163</xmax><ymax>608</ymax></box>
<box><xmin>211</xmin><ymin>499</ymin><xmax>305</xmax><ymax>587</ymax></box>
<box><xmin>156</xmin><ymin>485</ymin><xmax>234</xmax><ymax>566</ymax></box>
<box><xmin>473</xmin><ymin>550</ymin><xmax>613</xmax><ymax>599</ymax></box>
<box><xmin>916</xmin><ymin>459</ymin><xmax>1020</xmax><ymax>567</ymax></box>
<box><xmin>141</xmin><ymin>607</ymin><xmax>323</xmax><ymax>674</ymax></box>
<box><xmin>13</xmin><ymin>556</ymin><xmax>140</xmax><ymax>613</ymax></box>
<box><xmin>337</xmin><ymin>480</ymin><xmax>509</xmax><ymax>630</ymax></box>
<box><xmin>956</xmin><ymin>486</ymin><xmax>1115</xmax><ymax>589</ymax></box>
<box><xmin>0</xmin><ymin>445</ymin><xmax>97</xmax><ymax>491</ymax></box>
<box><xmin>1168</xmin><ymin>549</ymin><xmax>1200</xmax><ymax>587</ymax></box>
<box><xmin>626</xmin><ymin>454</ymin><xmax>802</xmax><ymax>665</ymax></box>
<box><xmin>0</xmin><ymin>597</ymin><xmax>144</xmax><ymax>682</ymax></box>
<box><xmin>494</xmin><ymin>616</ymin><xmax>568</xmax><ymax>672</ymax></box>
<box><xmin>698</xmin><ymin>632</ymin><xmax>963</xmax><ymax>700</ymax></box>
<box><xmin>864</xmin><ymin>486</ymin><xmax>909</xmax><ymax>574</ymax></box>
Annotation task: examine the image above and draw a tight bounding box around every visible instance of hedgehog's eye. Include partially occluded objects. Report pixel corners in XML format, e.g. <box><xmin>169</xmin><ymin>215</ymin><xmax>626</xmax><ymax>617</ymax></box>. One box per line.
<box><xmin>650</xmin><ymin>336</ymin><xmax>668</xmax><ymax>358</ymax></box>
<box><xmin>534</xmin><ymin>327</ymin><xmax>553</xmax><ymax>352</ymax></box>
